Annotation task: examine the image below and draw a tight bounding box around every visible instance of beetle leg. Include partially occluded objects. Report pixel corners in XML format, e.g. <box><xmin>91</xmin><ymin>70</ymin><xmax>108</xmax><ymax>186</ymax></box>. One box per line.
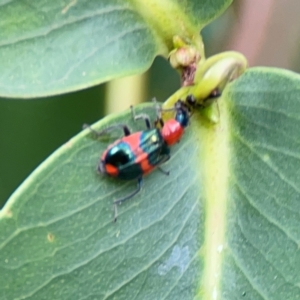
<box><xmin>113</xmin><ymin>177</ymin><xmax>143</xmax><ymax>222</ymax></box>
<box><xmin>154</xmin><ymin>99</ymin><xmax>166</xmax><ymax>128</ymax></box>
<box><xmin>130</xmin><ymin>106</ymin><xmax>151</xmax><ymax>129</ymax></box>
<box><xmin>156</xmin><ymin>154</ymin><xmax>171</xmax><ymax>176</ymax></box>
<box><xmin>154</xmin><ymin>113</ymin><xmax>164</xmax><ymax>129</ymax></box>
<box><xmin>158</xmin><ymin>167</ymin><xmax>170</xmax><ymax>176</ymax></box>
<box><xmin>83</xmin><ymin>123</ymin><xmax>131</xmax><ymax>137</ymax></box>
<box><xmin>151</xmin><ymin>101</ymin><xmax>165</xmax><ymax>129</ymax></box>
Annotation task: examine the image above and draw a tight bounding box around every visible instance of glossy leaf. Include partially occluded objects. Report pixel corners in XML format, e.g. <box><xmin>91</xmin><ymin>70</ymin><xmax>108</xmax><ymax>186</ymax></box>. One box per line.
<box><xmin>0</xmin><ymin>0</ymin><xmax>232</xmax><ymax>98</ymax></box>
<box><xmin>221</xmin><ymin>68</ymin><xmax>300</xmax><ymax>299</ymax></box>
<box><xmin>0</xmin><ymin>103</ymin><xmax>203</xmax><ymax>299</ymax></box>
<box><xmin>1</xmin><ymin>68</ymin><xmax>300</xmax><ymax>299</ymax></box>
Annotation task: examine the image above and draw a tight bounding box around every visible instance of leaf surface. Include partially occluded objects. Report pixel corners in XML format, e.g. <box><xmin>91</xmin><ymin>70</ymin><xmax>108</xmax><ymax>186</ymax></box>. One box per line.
<box><xmin>0</xmin><ymin>103</ymin><xmax>204</xmax><ymax>300</ymax></box>
<box><xmin>0</xmin><ymin>0</ymin><xmax>232</xmax><ymax>98</ymax></box>
<box><xmin>1</xmin><ymin>68</ymin><xmax>299</xmax><ymax>299</ymax></box>
<box><xmin>222</xmin><ymin>68</ymin><xmax>300</xmax><ymax>299</ymax></box>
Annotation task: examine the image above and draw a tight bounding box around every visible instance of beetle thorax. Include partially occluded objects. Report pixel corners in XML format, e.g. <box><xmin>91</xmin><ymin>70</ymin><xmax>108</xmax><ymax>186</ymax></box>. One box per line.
<box><xmin>161</xmin><ymin>119</ymin><xmax>184</xmax><ymax>146</ymax></box>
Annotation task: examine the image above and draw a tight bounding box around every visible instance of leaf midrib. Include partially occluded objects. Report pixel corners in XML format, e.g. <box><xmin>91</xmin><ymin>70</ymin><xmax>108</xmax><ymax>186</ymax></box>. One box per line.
<box><xmin>197</xmin><ymin>98</ymin><xmax>230</xmax><ymax>299</ymax></box>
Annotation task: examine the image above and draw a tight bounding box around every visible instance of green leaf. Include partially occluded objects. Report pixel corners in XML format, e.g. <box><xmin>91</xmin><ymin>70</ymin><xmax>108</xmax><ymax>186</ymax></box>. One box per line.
<box><xmin>0</xmin><ymin>0</ymin><xmax>232</xmax><ymax>98</ymax></box>
<box><xmin>0</xmin><ymin>104</ymin><xmax>204</xmax><ymax>299</ymax></box>
<box><xmin>220</xmin><ymin>68</ymin><xmax>300</xmax><ymax>299</ymax></box>
<box><xmin>2</xmin><ymin>67</ymin><xmax>299</xmax><ymax>299</ymax></box>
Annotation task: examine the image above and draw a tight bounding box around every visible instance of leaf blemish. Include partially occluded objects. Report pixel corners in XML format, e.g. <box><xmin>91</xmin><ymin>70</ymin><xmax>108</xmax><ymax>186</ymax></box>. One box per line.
<box><xmin>157</xmin><ymin>245</ymin><xmax>189</xmax><ymax>276</ymax></box>
<box><xmin>47</xmin><ymin>233</ymin><xmax>55</xmax><ymax>243</ymax></box>
<box><xmin>3</xmin><ymin>209</ymin><xmax>13</xmax><ymax>218</ymax></box>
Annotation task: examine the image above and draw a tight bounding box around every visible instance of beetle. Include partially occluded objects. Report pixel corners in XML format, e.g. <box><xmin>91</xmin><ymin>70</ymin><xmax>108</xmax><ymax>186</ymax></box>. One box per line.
<box><xmin>84</xmin><ymin>100</ymin><xmax>190</xmax><ymax>221</ymax></box>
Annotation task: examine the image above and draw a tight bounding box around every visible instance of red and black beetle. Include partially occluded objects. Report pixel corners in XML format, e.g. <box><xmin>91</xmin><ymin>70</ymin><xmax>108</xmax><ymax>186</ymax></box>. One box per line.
<box><xmin>84</xmin><ymin>100</ymin><xmax>190</xmax><ymax>220</ymax></box>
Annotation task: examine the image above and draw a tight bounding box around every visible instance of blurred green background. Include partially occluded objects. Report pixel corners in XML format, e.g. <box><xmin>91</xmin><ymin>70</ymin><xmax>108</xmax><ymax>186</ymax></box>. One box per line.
<box><xmin>1</xmin><ymin>0</ymin><xmax>300</xmax><ymax>207</ymax></box>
